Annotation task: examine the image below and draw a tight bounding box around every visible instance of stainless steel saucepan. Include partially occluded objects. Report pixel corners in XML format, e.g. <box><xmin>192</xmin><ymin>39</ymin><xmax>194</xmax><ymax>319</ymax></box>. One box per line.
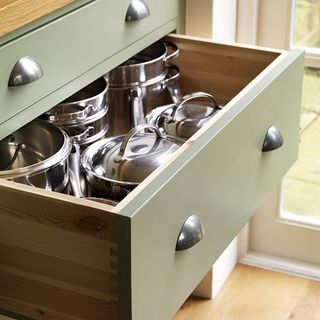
<box><xmin>106</xmin><ymin>64</ymin><xmax>180</xmax><ymax>136</ymax></box>
<box><xmin>81</xmin><ymin>124</ymin><xmax>181</xmax><ymax>200</ymax></box>
<box><xmin>0</xmin><ymin>119</ymin><xmax>72</xmax><ymax>192</ymax></box>
<box><xmin>107</xmin><ymin>41</ymin><xmax>180</xmax><ymax>86</ymax></box>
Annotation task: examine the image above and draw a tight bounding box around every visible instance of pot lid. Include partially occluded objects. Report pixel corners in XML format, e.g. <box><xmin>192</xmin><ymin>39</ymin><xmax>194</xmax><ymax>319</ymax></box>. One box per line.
<box><xmin>82</xmin><ymin>124</ymin><xmax>180</xmax><ymax>184</ymax></box>
<box><xmin>146</xmin><ymin>92</ymin><xmax>222</xmax><ymax>140</ymax></box>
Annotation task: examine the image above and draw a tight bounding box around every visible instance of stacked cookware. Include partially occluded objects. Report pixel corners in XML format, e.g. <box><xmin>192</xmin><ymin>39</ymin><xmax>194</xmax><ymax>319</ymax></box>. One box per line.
<box><xmin>41</xmin><ymin>77</ymin><xmax>109</xmax><ymax>147</ymax></box>
<box><xmin>105</xmin><ymin>40</ymin><xmax>182</xmax><ymax>136</ymax></box>
<box><xmin>0</xmin><ymin>39</ymin><xmax>224</xmax><ymax>203</ymax></box>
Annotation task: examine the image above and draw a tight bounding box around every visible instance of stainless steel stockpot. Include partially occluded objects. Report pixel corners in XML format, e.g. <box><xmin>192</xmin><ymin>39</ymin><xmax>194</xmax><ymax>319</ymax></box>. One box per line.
<box><xmin>107</xmin><ymin>64</ymin><xmax>180</xmax><ymax>136</ymax></box>
<box><xmin>81</xmin><ymin>124</ymin><xmax>181</xmax><ymax>200</ymax></box>
<box><xmin>42</xmin><ymin>78</ymin><xmax>108</xmax><ymax>125</ymax></box>
<box><xmin>0</xmin><ymin>119</ymin><xmax>72</xmax><ymax>192</ymax></box>
<box><xmin>145</xmin><ymin>92</ymin><xmax>222</xmax><ymax>140</ymax></box>
<box><xmin>107</xmin><ymin>41</ymin><xmax>179</xmax><ymax>87</ymax></box>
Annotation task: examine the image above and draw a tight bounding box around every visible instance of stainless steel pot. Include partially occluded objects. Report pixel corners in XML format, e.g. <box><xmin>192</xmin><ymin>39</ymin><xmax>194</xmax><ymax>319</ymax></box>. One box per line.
<box><xmin>81</xmin><ymin>124</ymin><xmax>181</xmax><ymax>200</ymax></box>
<box><xmin>107</xmin><ymin>64</ymin><xmax>180</xmax><ymax>136</ymax></box>
<box><xmin>145</xmin><ymin>92</ymin><xmax>222</xmax><ymax>140</ymax></box>
<box><xmin>59</xmin><ymin>105</ymin><xmax>109</xmax><ymax>146</ymax></box>
<box><xmin>107</xmin><ymin>41</ymin><xmax>180</xmax><ymax>86</ymax></box>
<box><xmin>42</xmin><ymin>78</ymin><xmax>108</xmax><ymax>125</ymax></box>
<box><xmin>0</xmin><ymin>119</ymin><xmax>72</xmax><ymax>192</ymax></box>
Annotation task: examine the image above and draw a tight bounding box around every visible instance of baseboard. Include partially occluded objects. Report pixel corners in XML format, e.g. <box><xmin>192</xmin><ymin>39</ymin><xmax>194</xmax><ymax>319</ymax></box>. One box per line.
<box><xmin>240</xmin><ymin>250</ymin><xmax>320</xmax><ymax>281</ymax></box>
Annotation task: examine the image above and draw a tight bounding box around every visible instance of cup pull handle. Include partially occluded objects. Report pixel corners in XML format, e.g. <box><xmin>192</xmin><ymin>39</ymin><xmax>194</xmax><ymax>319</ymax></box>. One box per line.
<box><xmin>262</xmin><ymin>126</ymin><xmax>284</xmax><ymax>152</ymax></box>
<box><xmin>8</xmin><ymin>56</ymin><xmax>43</xmax><ymax>86</ymax></box>
<box><xmin>125</xmin><ymin>0</ymin><xmax>150</xmax><ymax>21</ymax></box>
<box><xmin>175</xmin><ymin>215</ymin><xmax>204</xmax><ymax>251</ymax></box>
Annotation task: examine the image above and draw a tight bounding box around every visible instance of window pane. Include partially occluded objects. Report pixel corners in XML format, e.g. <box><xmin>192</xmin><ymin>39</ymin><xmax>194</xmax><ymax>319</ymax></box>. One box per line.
<box><xmin>283</xmin><ymin>67</ymin><xmax>320</xmax><ymax>217</ymax></box>
<box><xmin>294</xmin><ymin>0</ymin><xmax>320</xmax><ymax>48</ymax></box>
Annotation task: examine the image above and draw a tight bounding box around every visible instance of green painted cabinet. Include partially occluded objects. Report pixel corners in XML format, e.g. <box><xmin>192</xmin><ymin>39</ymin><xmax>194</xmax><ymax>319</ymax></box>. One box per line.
<box><xmin>0</xmin><ymin>2</ymin><xmax>304</xmax><ymax>320</ymax></box>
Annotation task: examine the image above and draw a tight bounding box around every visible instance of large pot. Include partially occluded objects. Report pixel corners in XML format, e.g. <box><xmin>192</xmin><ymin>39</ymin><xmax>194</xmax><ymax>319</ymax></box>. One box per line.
<box><xmin>107</xmin><ymin>64</ymin><xmax>180</xmax><ymax>136</ymax></box>
<box><xmin>106</xmin><ymin>41</ymin><xmax>182</xmax><ymax>136</ymax></box>
<box><xmin>42</xmin><ymin>78</ymin><xmax>108</xmax><ymax>125</ymax></box>
<box><xmin>0</xmin><ymin>119</ymin><xmax>72</xmax><ymax>192</ymax></box>
<box><xmin>145</xmin><ymin>92</ymin><xmax>222</xmax><ymax>140</ymax></box>
<box><xmin>81</xmin><ymin>124</ymin><xmax>181</xmax><ymax>200</ymax></box>
<box><xmin>107</xmin><ymin>41</ymin><xmax>180</xmax><ymax>86</ymax></box>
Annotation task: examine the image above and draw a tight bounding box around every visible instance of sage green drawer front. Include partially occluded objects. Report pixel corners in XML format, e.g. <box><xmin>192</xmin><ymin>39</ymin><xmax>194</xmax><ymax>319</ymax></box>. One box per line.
<box><xmin>121</xmin><ymin>42</ymin><xmax>304</xmax><ymax>320</ymax></box>
<box><xmin>0</xmin><ymin>0</ymin><xmax>178</xmax><ymax>127</ymax></box>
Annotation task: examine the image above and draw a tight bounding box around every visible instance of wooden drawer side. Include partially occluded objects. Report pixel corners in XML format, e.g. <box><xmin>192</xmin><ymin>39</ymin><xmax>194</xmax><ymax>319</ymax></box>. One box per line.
<box><xmin>166</xmin><ymin>35</ymin><xmax>281</xmax><ymax>105</ymax></box>
<box><xmin>0</xmin><ymin>181</ymin><xmax>121</xmax><ymax>319</ymax></box>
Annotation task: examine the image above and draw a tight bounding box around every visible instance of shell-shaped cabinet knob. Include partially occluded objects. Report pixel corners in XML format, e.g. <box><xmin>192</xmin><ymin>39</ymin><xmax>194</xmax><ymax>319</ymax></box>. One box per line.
<box><xmin>125</xmin><ymin>0</ymin><xmax>150</xmax><ymax>21</ymax></box>
<box><xmin>8</xmin><ymin>56</ymin><xmax>43</xmax><ymax>86</ymax></box>
<box><xmin>262</xmin><ymin>126</ymin><xmax>284</xmax><ymax>152</ymax></box>
<box><xmin>175</xmin><ymin>215</ymin><xmax>204</xmax><ymax>251</ymax></box>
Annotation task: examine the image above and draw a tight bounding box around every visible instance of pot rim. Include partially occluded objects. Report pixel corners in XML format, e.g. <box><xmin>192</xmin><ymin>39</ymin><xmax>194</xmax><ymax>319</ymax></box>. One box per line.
<box><xmin>56</xmin><ymin>77</ymin><xmax>108</xmax><ymax>107</ymax></box>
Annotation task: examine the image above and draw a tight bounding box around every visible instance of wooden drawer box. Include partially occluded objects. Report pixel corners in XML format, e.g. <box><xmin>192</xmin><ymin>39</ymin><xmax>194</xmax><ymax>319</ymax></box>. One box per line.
<box><xmin>0</xmin><ymin>0</ymin><xmax>178</xmax><ymax>139</ymax></box>
<box><xmin>0</xmin><ymin>35</ymin><xmax>304</xmax><ymax>320</ymax></box>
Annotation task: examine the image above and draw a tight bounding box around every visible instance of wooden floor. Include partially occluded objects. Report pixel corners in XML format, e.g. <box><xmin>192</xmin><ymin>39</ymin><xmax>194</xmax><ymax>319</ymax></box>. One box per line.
<box><xmin>1</xmin><ymin>263</ymin><xmax>320</xmax><ymax>319</ymax></box>
<box><xmin>173</xmin><ymin>263</ymin><xmax>320</xmax><ymax>320</ymax></box>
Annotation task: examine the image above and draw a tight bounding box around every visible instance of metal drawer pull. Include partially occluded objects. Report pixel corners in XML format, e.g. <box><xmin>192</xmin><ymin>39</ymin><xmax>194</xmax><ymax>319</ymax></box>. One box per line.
<box><xmin>8</xmin><ymin>56</ymin><xmax>43</xmax><ymax>86</ymax></box>
<box><xmin>175</xmin><ymin>215</ymin><xmax>204</xmax><ymax>251</ymax></box>
<box><xmin>262</xmin><ymin>125</ymin><xmax>284</xmax><ymax>152</ymax></box>
<box><xmin>125</xmin><ymin>0</ymin><xmax>150</xmax><ymax>21</ymax></box>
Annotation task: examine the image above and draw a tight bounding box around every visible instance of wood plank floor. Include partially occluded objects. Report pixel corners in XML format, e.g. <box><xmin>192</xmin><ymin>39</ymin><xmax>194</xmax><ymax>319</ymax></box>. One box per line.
<box><xmin>1</xmin><ymin>263</ymin><xmax>319</xmax><ymax>319</ymax></box>
<box><xmin>173</xmin><ymin>263</ymin><xmax>320</xmax><ymax>320</ymax></box>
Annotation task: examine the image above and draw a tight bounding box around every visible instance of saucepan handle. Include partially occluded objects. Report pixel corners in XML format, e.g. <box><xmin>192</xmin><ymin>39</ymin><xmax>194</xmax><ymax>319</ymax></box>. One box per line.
<box><xmin>47</xmin><ymin>104</ymin><xmax>96</xmax><ymax>122</ymax></box>
<box><xmin>170</xmin><ymin>92</ymin><xmax>221</xmax><ymax>122</ymax></box>
<box><xmin>129</xmin><ymin>87</ymin><xmax>145</xmax><ymax>128</ymax></box>
<box><xmin>113</xmin><ymin>124</ymin><xmax>166</xmax><ymax>163</ymax></box>
<box><xmin>163</xmin><ymin>41</ymin><xmax>180</xmax><ymax>62</ymax></box>
<box><xmin>162</xmin><ymin>64</ymin><xmax>182</xmax><ymax>104</ymax></box>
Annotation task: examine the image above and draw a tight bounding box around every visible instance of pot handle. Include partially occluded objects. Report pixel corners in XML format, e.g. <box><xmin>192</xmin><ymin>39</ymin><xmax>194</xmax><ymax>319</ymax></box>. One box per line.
<box><xmin>129</xmin><ymin>87</ymin><xmax>146</xmax><ymax>128</ymax></box>
<box><xmin>170</xmin><ymin>92</ymin><xmax>221</xmax><ymax>122</ymax></box>
<box><xmin>163</xmin><ymin>41</ymin><xmax>180</xmax><ymax>62</ymax></box>
<box><xmin>113</xmin><ymin>124</ymin><xmax>166</xmax><ymax>163</ymax></box>
<box><xmin>46</xmin><ymin>104</ymin><xmax>96</xmax><ymax>122</ymax></box>
<box><xmin>69</xmin><ymin>126</ymin><xmax>95</xmax><ymax>143</ymax></box>
<box><xmin>162</xmin><ymin>64</ymin><xmax>182</xmax><ymax>104</ymax></box>
<box><xmin>2</xmin><ymin>142</ymin><xmax>26</xmax><ymax>170</ymax></box>
<box><xmin>68</xmin><ymin>144</ymin><xmax>84</xmax><ymax>198</ymax></box>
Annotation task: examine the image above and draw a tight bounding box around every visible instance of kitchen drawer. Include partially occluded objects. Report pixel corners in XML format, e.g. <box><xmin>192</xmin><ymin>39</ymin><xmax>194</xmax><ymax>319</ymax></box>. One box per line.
<box><xmin>0</xmin><ymin>35</ymin><xmax>304</xmax><ymax>320</ymax></box>
<box><xmin>0</xmin><ymin>0</ymin><xmax>178</xmax><ymax>132</ymax></box>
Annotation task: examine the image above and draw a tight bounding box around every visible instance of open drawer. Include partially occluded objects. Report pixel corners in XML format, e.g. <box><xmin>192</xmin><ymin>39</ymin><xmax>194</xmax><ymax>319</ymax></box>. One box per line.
<box><xmin>0</xmin><ymin>34</ymin><xmax>304</xmax><ymax>320</ymax></box>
